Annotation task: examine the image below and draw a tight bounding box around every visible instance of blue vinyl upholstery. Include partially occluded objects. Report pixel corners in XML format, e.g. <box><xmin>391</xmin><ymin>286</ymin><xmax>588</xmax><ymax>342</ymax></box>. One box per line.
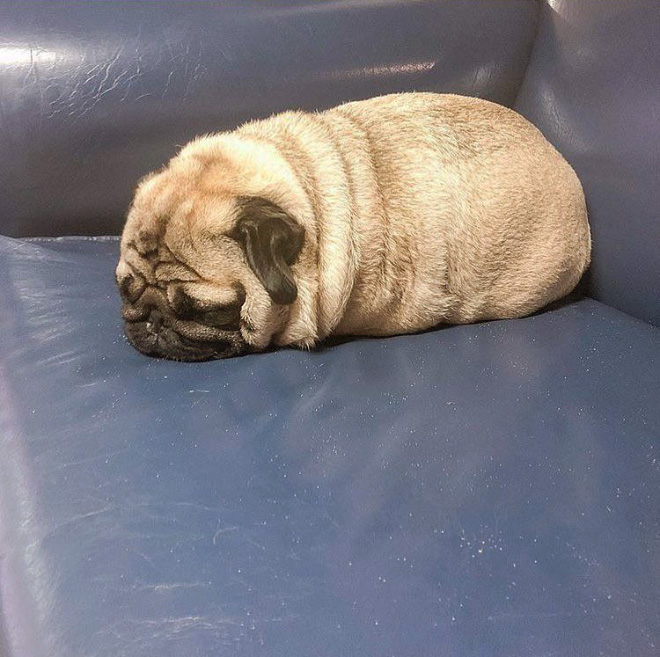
<box><xmin>0</xmin><ymin>0</ymin><xmax>538</xmax><ymax>237</ymax></box>
<box><xmin>515</xmin><ymin>0</ymin><xmax>660</xmax><ymax>326</ymax></box>
<box><xmin>1</xmin><ymin>2</ymin><xmax>659</xmax><ymax>656</ymax></box>
<box><xmin>1</xmin><ymin>236</ymin><xmax>658</xmax><ymax>656</ymax></box>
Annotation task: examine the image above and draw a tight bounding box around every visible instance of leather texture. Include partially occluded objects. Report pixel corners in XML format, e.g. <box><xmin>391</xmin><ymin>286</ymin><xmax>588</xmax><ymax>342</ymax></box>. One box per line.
<box><xmin>2</xmin><ymin>3</ymin><xmax>660</xmax><ymax>656</ymax></box>
<box><xmin>1</xmin><ymin>236</ymin><xmax>659</xmax><ymax>657</ymax></box>
<box><xmin>515</xmin><ymin>0</ymin><xmax>660</xmax><ymax>326</ymax></box>
<box><xmin>0</xmin><ymin>0</ymin><xmax>539</xmax><ymax>238</ymax></box>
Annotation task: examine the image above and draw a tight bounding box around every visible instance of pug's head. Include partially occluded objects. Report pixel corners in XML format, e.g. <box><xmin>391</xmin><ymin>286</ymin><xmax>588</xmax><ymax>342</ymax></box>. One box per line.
<box><xmin>116</xmin><ymin>140</ymin><xmax>306</xmax><ymax>360</ymax></box>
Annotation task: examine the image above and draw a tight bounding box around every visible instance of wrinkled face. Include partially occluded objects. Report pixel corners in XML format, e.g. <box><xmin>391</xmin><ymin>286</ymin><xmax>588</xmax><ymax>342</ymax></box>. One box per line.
<box><xmin>116</xmin><ymin>158</ymin><xmax>304</xmax><ymax>361</ymax></box>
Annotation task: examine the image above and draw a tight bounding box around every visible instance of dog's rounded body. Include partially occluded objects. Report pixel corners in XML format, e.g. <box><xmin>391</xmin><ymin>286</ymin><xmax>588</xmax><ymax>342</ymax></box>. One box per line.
<box><xmin>117</xmin><ymin>93</ymin><xmax>591</xmax><ymax>360</ymax></box>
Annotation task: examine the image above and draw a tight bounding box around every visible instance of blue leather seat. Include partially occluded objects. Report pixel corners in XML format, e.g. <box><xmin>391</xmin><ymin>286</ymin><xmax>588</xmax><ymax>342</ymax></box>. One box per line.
<box><xmin>1</xmin><ymin>2</ymin><xmax>658</xmax><ymax>655</ymax></box>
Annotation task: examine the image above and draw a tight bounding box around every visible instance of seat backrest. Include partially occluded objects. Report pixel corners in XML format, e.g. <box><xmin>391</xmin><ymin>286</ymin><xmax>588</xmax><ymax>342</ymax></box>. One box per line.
<box><xmin>0</xmin><ymin>0</ymin><xmax>538</xmax><ymax>237</ymax></box>
<box><xmin>516</xmin><ymin>0</ymin><xmax>660</xmax><ymax>326</ymax></box>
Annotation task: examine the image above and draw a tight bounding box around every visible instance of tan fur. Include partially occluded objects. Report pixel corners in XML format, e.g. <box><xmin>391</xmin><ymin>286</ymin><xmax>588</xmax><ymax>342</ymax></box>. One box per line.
<box><xmin>117</xmin><ymin>92</ymin><xmax>591</xmax><ymax>359</ymax></box>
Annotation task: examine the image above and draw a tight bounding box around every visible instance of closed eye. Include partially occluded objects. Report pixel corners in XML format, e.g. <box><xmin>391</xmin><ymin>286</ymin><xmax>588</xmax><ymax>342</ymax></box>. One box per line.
<box><xmin>196</xmin><ymin>306</ymin><xmax>242</xmax><ymax>329</ymax></box>
<box><xmin>170</xmin><ymin>285</ymin><xmax>245</xmax><ymax>329</ymax></box>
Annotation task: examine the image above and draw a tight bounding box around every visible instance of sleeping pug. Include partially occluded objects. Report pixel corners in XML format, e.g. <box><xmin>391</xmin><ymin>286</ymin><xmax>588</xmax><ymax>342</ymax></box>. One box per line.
<box><xmin>116</xmin><ymin>92</ymin><xmax>591</xmax><ymax>361</ymax></box>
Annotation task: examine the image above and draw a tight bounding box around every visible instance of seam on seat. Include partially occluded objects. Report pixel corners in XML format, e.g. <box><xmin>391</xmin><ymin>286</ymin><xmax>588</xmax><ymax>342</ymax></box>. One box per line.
<box><xmin>513</xmin><ymin>0</ymin><xmax>545</xmax><ymax>107</ymax></box>
<box><xmin>22</xmin><ymin>235</ymin><xmax>120</xmax><ymax>243</ymax></box>
<box><xmin>563</xmin><ymin>296</ymin><xmax>660</xmax><ymax>334</ymax></box>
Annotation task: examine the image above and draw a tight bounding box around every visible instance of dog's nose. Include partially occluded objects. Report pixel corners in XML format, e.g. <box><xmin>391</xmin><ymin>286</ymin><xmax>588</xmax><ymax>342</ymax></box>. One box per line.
<box><xmin>145</xmin><ymin>309</ymin><xmax>164</xmax><ymax>334</ymax></box>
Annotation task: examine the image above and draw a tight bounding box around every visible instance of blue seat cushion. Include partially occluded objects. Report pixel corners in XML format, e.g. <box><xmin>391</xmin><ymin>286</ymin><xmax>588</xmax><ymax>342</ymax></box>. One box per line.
<box><xmin>1</xmin><ymin>236</ymin><xmax>658</xmax><ymax>656</ymax></box>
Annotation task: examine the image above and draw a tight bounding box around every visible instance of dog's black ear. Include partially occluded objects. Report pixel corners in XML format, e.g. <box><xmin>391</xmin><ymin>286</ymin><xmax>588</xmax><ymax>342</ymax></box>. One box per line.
<box><xmin>231</xmin><ymin>197</ymin><xmax>305</xmax><ymax>305</ymax></box>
